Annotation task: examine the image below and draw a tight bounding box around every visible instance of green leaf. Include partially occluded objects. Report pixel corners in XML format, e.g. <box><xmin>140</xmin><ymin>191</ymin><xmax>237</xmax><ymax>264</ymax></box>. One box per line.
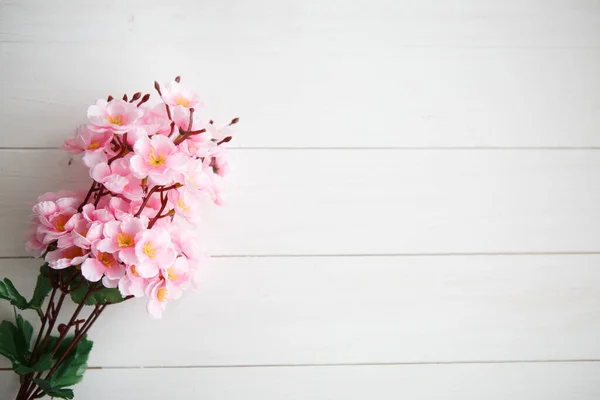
<box><xmin>0</xmin><ymin>316</ymin><xmax>32</xmax><ymax>362</ymax></box>
<box><xmin>32</xmin><ymin>377</ymin><xmax>52</xmax><ymax>391</ymax></box>
<box><xmin>50</xmin><ymin>336</ymin><xmax>93</xmax><ymax>388</ymax></box>
<box><xmin>0</xmin><ymin>279</ymin><xmax>28</xmax><ymax>309</ymax></box>
<box><xmin>32</xmin><ymin>352</ymin><xmax>53</xmax><ymax>371</ymax></box>
<box><xmin>15</xmin><ymin>314</ymin><xmax>33</xmax><ymax>352</ymax></box>
<box><xmin>68</xmin><ymin>277</ymin><xmax>89</xmax><ymax>305</ymax></box>
<box><xmin>69</xmin><ymin>278</ymin><xmax>124</xmax><ymax>306</ymax></box>
<box><xmin>13</xmin><ymin>352</ymin><xmax>53</xmax><ymax>374</ymax></box>
<box><xmin>13</xmin><ymin>363</ymin><xmax>33</xmax><ymax>375</ymax></box>
<box><xmin>91</xmin><ymin>287</ymin><xmax>124</xmax><ymax>305</ymax></box>
<box><xmin>0</xmin><ymin>320</ymin><xmax>19</xmax><ymax>362</ymax></box>
<box><xmin>42</xmin><ymin>335</ymin><xmax>59</xmax><ymax>355</ymax></box>
<box><xmin>28</xmin><ymin>265</ymin><xmax>53</xmax><ymax>316</ymax></box>
<box><xmin>48</xmin><ymin>387</ymin><xmax>75</xmax><ymax>399</ymax></box>
<box><xmin>55</xmin><ymin>336</ymin><xmax>74</xmax><ymax>360</ymax></box>
<box><xmin>32</xmin><ymin>378</ymin><xmax>74</xmax><ymax>399</ymax></box>
<box><xmin>0</xmin><ymin>318</ymin><xmax>37</xmax><ymax>375</ymax></box>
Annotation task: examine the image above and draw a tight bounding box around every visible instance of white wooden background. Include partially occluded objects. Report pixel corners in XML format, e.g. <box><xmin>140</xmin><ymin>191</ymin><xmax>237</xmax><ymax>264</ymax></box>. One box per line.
<box><xmin>1</xmin><ymin>0</ymin><xmax>600</xmax><ymax>398</ymax></box>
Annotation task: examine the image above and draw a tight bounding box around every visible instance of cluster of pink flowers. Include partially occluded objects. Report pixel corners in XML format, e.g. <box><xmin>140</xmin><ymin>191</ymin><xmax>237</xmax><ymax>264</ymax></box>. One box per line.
<box><xmin>25</xmin><ymin>79</ymin><xmax>235</xmax><ymax>318</ymax></box>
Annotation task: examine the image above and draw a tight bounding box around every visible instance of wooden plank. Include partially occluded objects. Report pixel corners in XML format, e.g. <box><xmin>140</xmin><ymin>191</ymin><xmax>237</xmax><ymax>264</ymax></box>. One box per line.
<box><xmin>1</xmin><ymin>149</ymin><xmax>600</xmax><ymax>257</ymax></box>
<box><xmin>1</xmin><ymin>45</ymin><xmax>599</xmax><ymax>148</ymax></box>
<box><xmin>1</xmin><ymin>255</ymin><xmax>600</xmax><ymax>367</ymax></box>
<box><xmin>2</xmin><ymin>0</ymin><xmax>599</xmax><ymax>46</ymax></box>
<box><xmin>2</xmin><ymin>362</ymin><xmax>600</xmax><ymax>400</ymax></box>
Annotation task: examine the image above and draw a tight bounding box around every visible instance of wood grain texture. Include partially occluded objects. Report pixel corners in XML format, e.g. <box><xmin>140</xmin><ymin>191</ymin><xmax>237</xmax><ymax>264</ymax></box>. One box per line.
<box><xmin>2</xmin><ymin>0</ymin><xmax>599</xmax><ymax>46</ymax></box>
<box><xmin>1</xmin><ymin>255</ymin><xmax>599</xmax><ymax>367</ymax></box>
<box><xmin>1</xmin><ymin>44</ymin><xmax>599</xmax><ymax>148</ymax></box>
<box><xmin>1</xmin><ymin>149</ymin><xmax>599</xmax><ymax>258</ymax></box>
<box><xmin>2</xmin><ymin>362</ymin><xmax>600</xmax><ymax>400</ymax></box>
<box><xmin>1</xmin><ymin>1</ymin><xmax>599</xmax><ymax>397</ymax></box>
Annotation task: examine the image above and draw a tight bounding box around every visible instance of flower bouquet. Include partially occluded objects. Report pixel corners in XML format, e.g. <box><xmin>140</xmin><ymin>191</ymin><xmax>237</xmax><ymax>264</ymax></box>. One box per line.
<box><xmin>0</xmin><ymin>78</ymin><xmax>236</xmax><ymax>399</ymax></box>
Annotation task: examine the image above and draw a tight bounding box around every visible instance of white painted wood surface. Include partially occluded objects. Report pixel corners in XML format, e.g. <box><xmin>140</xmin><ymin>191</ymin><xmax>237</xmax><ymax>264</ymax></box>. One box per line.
<box><xmin>1</xmin><ymin>1</ymin><xmax>600</xmax><ymax>148</ymax></box>
<box><xmin>0</xmin><ymin>149</ymin><xmax>599</xmax><ymax>258</ymax></box>
<box><xmin>3</xmin><ymin>362</ymin><xmax>600</xmax><ymax>400</ymax></box>
<box><xmin>1</xmin><ymin>0</ymin><xmax>599</xmax><ymax>398</ymax></box>
<box><xmin>1</xmin><ymin>255</ymin><xmax>600</xmax><ymax>368</ymax></box>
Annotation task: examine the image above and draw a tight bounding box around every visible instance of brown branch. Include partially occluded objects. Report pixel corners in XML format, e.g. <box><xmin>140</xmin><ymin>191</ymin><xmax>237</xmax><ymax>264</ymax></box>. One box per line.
<box><xmin>78</xmin><ymin>182</ymin><xmax>97</xmax><ymax>211</ymax></box>
<box><xmin>27</xmin><ymin>303</ymin><xmax>108</xmax><ymax>400</ymax></box>
<box><xmin>107</xmin><ymin>132</ymin><xmax>129</xmax><ymax>165</ymax></box>
<box><xmin>22</xmin><ymin>290</ymin><xmax>68</xmax><ymax>399</ymax></box>
<box><xmin>174</xmin><ymin>128</ymin><xmax>205</xmax><ymax>145</ymax></box>
<box><xmin>154</xmin><ymin>81</ymin><xmax>172</xmax><ymax>121</ymax></box>
<box><xmin>137</xmin><ymin>93</ymin><xmax>151</xmax><ymax>107</ymax></box>
<box><xmin>148</xmin><ymin>191</ymin><xmax>170</xmax><ymax>229</ymax></box>
<box><xmin>134</xmin><ymin>185</ymin><xmax>160</xmax><ymax>217</ymax></box>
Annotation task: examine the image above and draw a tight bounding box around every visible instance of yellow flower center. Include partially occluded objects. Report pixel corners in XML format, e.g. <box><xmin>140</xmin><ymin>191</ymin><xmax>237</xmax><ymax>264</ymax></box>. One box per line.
<box><xmin>87</xmin><ymin>140</ymin><xmax>101</xmax><ymax>150</ymax></box>
<box><xmin>157</xmin><ymin>287</ymin><xmax>168</xmax><ymax>302</ymax></box>
<box><xmin>117</xmin><ymin>232</ymin><xmax>134</xmax><ymax>248</ymax></box>
<box><xmin>175</xmin><ymin>96</ymin><xmax>190</xmax><ymax>107</ymax></box>
<box><xmin>98</xmin><ymin>252</ymin><xmax>115</xmax><ymax>268</ymax></box>
<box><xmin>148</xmin><ymin>148</ymin><xmax>166</xmax><ymax>167</ymax></box>
<box><xmin>143</xmin><ymin>241</ymin><xmax>157</xmax><ymax>259</ymax></box>
<box><xmin>63</xmin><ymin>247</ymin><xmax>83</xmax><ymax>260</ymax></box>
<box><xmin>108</xmin><ymin>114</ymin><xmax>123</xmax><ymax>125</ymax></box>
<box><xmin>131</xmin><ymin>265</ymin><xmax>140</xmax><ymax>277</ymax></box>
<box><xmin>177</xmin><ymin>198</ymin><xmax>190</xmax><ymax>212</ymax></box>
<box><xmin>167</xmin><ymin>266</ymin><xmax>178</xmax><ymax>281</ymax></box>
<box><xmin>54</xmin><ymin>215</ymin><xmax>70</xmax><ymax>232</ymax></box>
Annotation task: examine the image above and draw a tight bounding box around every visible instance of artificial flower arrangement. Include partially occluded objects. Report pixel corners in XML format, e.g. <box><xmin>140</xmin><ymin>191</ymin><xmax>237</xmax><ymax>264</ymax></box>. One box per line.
<box><xmin>0</xmin><ymin>77</ymin><xmax>236</xmax><ymax>399</ymax></box>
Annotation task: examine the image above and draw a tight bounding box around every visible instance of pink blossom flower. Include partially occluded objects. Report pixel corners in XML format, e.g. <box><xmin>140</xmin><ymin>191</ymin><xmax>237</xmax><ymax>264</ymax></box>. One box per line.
<box><xmin>36</xmin><ymin>190</ymin><xmax>82</xmax><ymax>203</ymax></box>
<box><xmin>161</xmin><ymin>81</ymin><xmax>202</xmax><ymax>109</ymax></box>
<box><xmin>63</xmin><ymin>125</ymin><xmax>114</xmax><ymax>155</ymax></box>
<box><xmin>56</xmin><ymin>214</ymin><xmax>104</xmax><ymax>250</ymax></box>
<box><xmin>209</xmin><ymin>153</ymin><xmax>231</xmax><ymax>177</ymax></box>
<box><xmin>139</xmin><ymin>105</ymin><xmax>172</xmax><ymax>135</ymax></box>
<box><xmin>33</xmin><ymin>196</ymin><xmax>80</xmax><ymax>244</ymax></box>
<box><xmin>129</xmin><ymin>135</ymin><xmax>187</xmax><ymax>185</ymax></box>
<box><xmin>133</xmin><ymin>228</ymin><xmax>176</xmax><ymax>278</ymax></box>
<box><xmin>161</xmin><ymin>256</ymin><xmax>190</xmax><ymax>300</ymax></box>
<box><xmin>82</xmin><ymin>149</ymin><xmax>109</xmax><ymax>169</ymax></box>
<box><xmin>91</xmin><ymin>157</ymin><xmax>144</xmax><ymax>200</ymax></box>
<box><xmin>178</xmin><ymin>132</ymin><xmax>216</xmax><ymax>158</ymax></box>
<box><xmin>168</xmin><ymin>187</ymin><xmax>202</xmax><ymax>223</ymax></box>
<box><xmin>45</xmin><ymin>246</ymin><xmax>89</xmax><ymax>270</ymax></box>
<box><xmin>91</xmin><ymin>163</ymin><xmax>128</xmax><ymax>193</ymax></box>
<box><xmin>87</xmin><ymin>99</ymin><xmax>142</xmax><ymax>134</ymax></box>
<box><xmin>145</xmin><ymin>257</ymin><xmax>191</xmax><ymax>318</ymax></box>
<box><xmin>81</xmin><ymin>204</ymin><xmax>114</xmax><ymax>224</ymax></box>
<box><xmin>169</xmin><ymin>226</ymin><xmax>207</xmax><ymax>289</ymax></box>
<box><xmin>171</xmin><ymin>105</ymin><xmax>206</xmax><ymax>132</ymax></box>
<box><xmin>182</xmin><ymin>158</ymin><xmax>213</xmax><ymax>191</ymax></box>
<box><xmin>206</xmin><ymin>122</ymin><xmax>232</xmax><ymax>142</ymax></box>
<box><xmin>118</xmin><ymin>264</ymin><xmax>148</xmax><ymax>297</ymax></box>
<box><xmin>97</xmin><ymin>217</ymin><xmax>146</xmax><ymax>265</ymax></box>
<box><xmin>125</xmin><ymin>127</ymin><xmax>150</xmax><ymax>147</ymax></box>
<box><xmin>145</xmin><ymin>279</ymin><xmax>169</xmax><ymax>319</ymax></box>
<box><xmin>25</xmin><ymin>227</ymin><xmax>46</xmax><ymax>256</ymax></box>
<box><xmin>107</xmin><ymin>197</ymin><xmax>134</xmax><ymax>221</ymax></box>
<box><xmin>81</xmin><ymin>243</ymin><xmax>125</xmax><ymax>283</ymax></box>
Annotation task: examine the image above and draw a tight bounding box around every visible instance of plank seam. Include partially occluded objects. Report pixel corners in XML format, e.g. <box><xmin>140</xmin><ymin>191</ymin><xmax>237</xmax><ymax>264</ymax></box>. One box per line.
<box><xmin>1</xmin><ymin>359</ymin><xmax>598</xmax><ymax>372</ymax></box>
<box><xmin>2</xmin><ymin>252</ymin><xmax>600</xmax><ymax>261</ymax></box>
<box><xmin>1</xmin><ymin>41</ymin><xmax>600</xmax><ymax>49</ymax></box>
<box><xmin>2</xmin><ymin>147</ymin><xmax>600</xmax><ymax>151</ymax></box>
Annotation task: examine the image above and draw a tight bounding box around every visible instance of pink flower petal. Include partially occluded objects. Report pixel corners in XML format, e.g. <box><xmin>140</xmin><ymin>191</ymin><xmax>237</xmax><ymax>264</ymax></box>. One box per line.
<box><xmin>81</xmin><ymin>258</ymin><xmax>105</xmax><ymax>282</ymax></box>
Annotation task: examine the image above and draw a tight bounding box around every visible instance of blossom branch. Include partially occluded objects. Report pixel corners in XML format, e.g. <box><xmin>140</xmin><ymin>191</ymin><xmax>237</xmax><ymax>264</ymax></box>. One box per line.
<box><xmin>16</xmin><ymin>77</ymin><xmax>236</xmax><ymax>399</ymax></box>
